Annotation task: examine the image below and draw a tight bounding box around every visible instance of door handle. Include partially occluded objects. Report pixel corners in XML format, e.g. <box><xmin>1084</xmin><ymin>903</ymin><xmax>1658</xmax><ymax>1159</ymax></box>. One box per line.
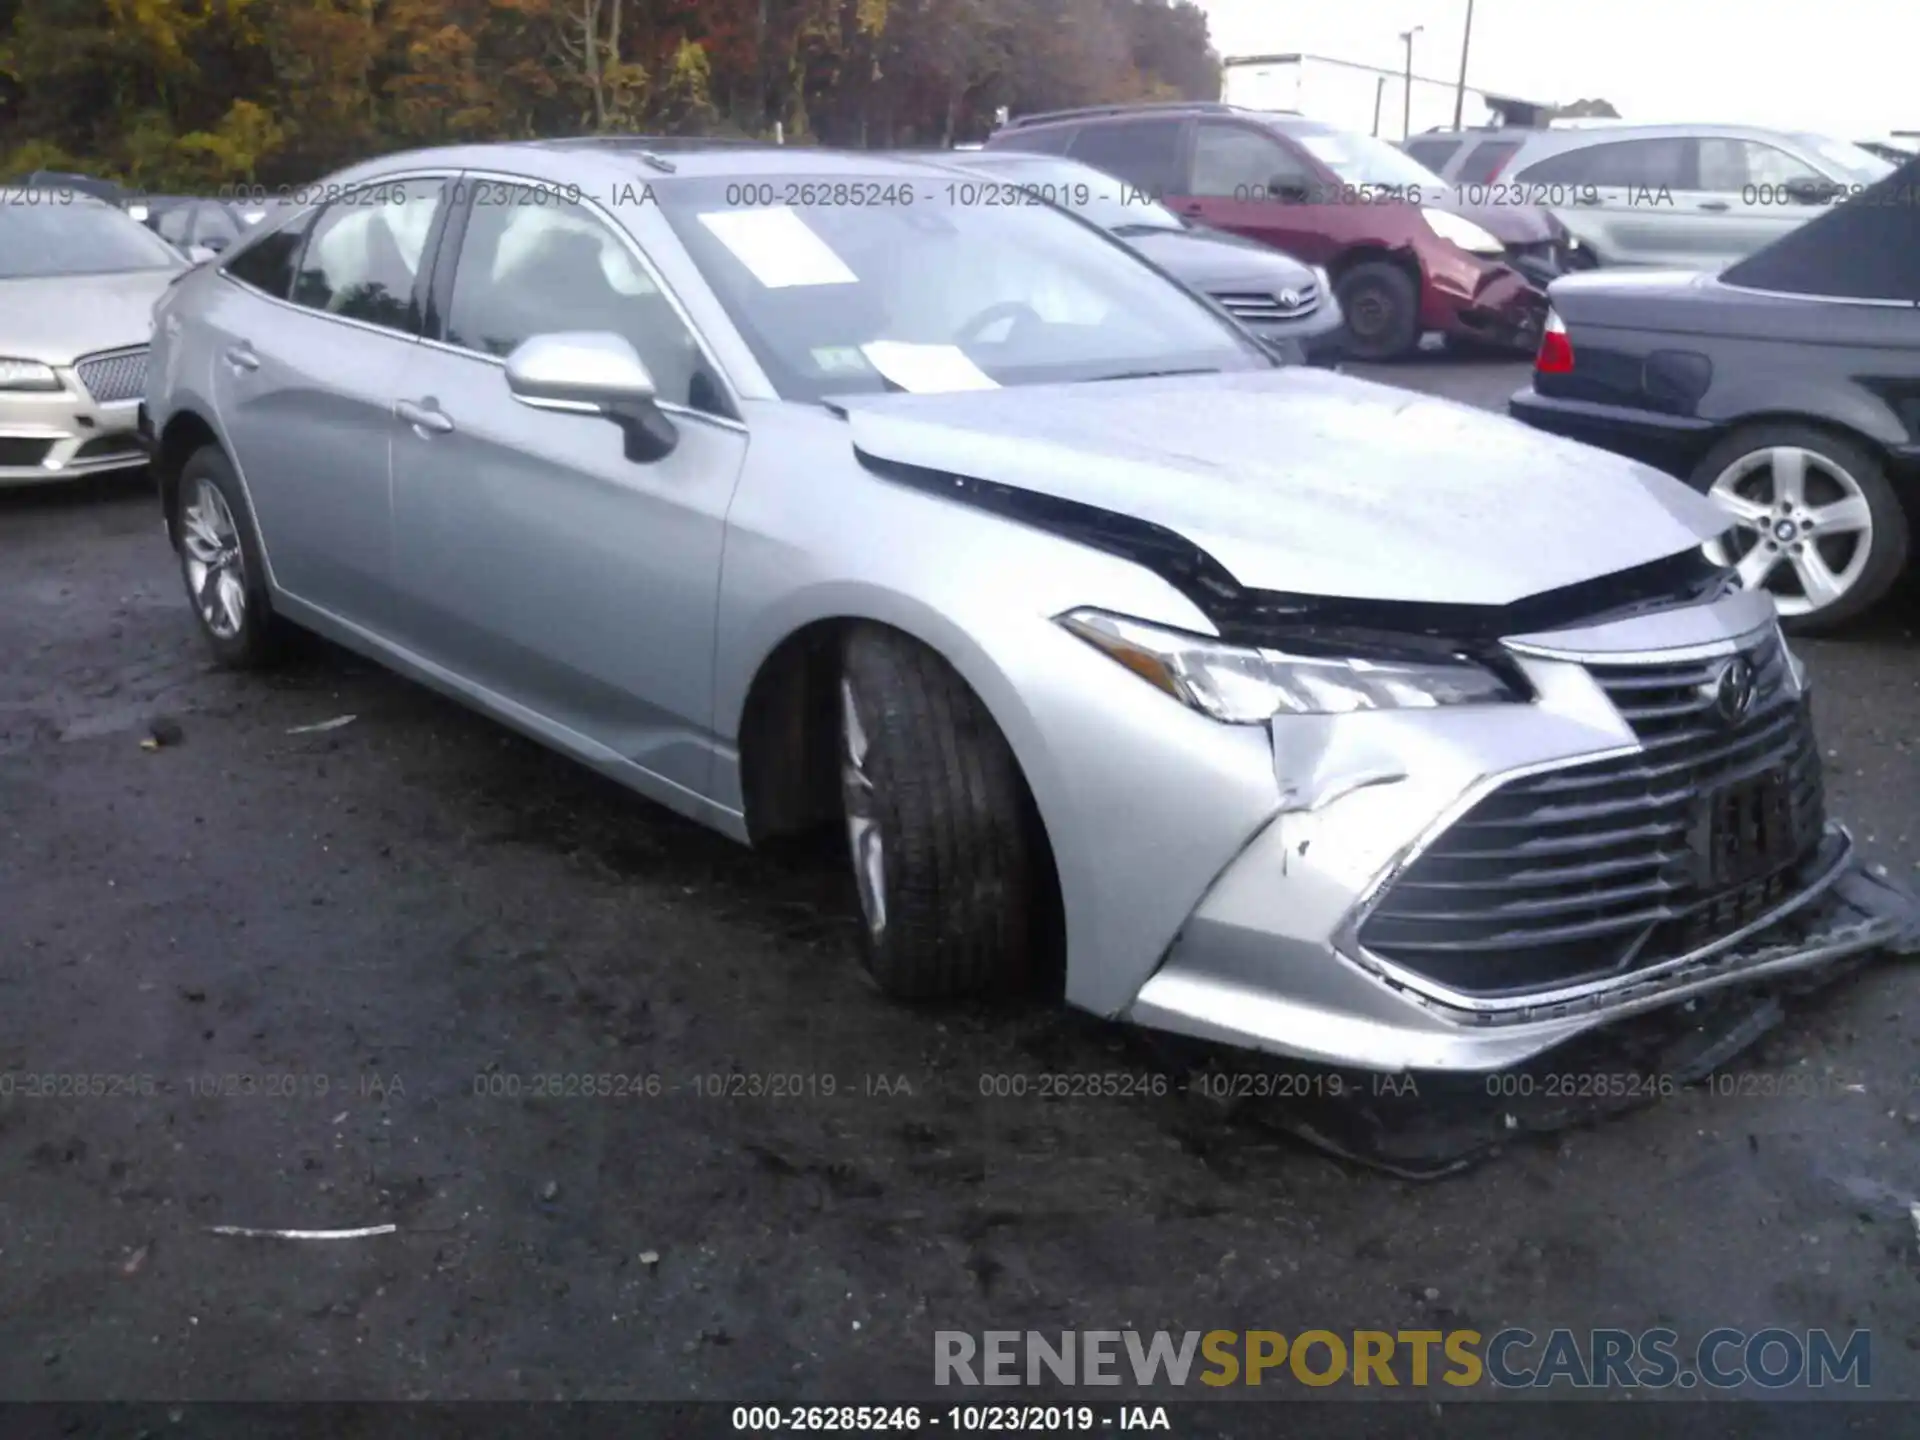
<box><xmin>223</xmin><ymin>343</ymin><xmax>259</xmax><ymax>372</ymax></box>
<box><xmin>395</xmin><ymin>398</ymin><xmax>455</xmax><ymax>435</ymax></box>
<box><xmin>1698</xmin><ymin>199</ymin><xmax>1730</xmax><ymax>212</ymax></box>
<box><xmin>1177</xmin><ymin>200</ymin><xmax>1205</xmax><ymax>216</ymax></box>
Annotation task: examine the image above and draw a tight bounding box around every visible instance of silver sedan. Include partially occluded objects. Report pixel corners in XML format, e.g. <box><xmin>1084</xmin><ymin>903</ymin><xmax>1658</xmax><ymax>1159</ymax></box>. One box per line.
<box><xmin>141</xmin><ymin>142</ymin><xmax>1919</xmax><ymax>1074</ymax></box>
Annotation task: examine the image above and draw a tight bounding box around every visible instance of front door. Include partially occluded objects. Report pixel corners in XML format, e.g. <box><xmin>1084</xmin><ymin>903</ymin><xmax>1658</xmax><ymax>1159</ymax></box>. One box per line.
<box><xmin>388</xmin><ymin>186</ymin><xmax>747</xmax><ymax>796</ymax></box>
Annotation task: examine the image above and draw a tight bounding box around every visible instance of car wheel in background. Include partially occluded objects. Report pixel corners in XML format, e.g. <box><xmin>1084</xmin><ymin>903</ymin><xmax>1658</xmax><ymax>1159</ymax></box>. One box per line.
<box><xmin>1691</xmin><ymin>423</ymin><xmax>1909</xmax><ymax>635</ymax></box>
<box><xmin>1333</xmin><ymin>261</ymin><xmax>1420</xmax><ymax>361</ymax></box>
<box><xmin>174</xmin><ymin>444</ymin><xmax>286</xmax><ymax>667</ymax></box>
<box><xmin>838</xmin><ymin>623</ymin><xmax>1038</xmax><ymax>1000</ymax></box>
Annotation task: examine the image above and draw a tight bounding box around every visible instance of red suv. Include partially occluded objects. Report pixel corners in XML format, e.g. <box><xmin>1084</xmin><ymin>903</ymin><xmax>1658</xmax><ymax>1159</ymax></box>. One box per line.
<box><xmin>984</xmin><ymin>102</ymin><xmax>1559</xmax><ymax>361</ymax></box>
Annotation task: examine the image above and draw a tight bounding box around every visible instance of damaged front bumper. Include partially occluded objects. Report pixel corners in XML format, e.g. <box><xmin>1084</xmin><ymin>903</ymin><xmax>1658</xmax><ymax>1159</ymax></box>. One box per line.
<box><xmin>1423</xmin><ymin>256</ymin><xmax>1547</xmax><ymax>352</ymax></box>
<box><xmin>1120</xmin><ymin>587</ymin><xmax>1920</xmax><ymax>1073</ymax></box>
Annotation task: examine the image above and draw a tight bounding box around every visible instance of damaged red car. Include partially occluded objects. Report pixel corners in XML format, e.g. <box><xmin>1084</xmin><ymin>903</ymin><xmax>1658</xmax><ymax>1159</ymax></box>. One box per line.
<box><xmin>986</xmin><ymin>102</ymin><xmax>1563</xmax><ymax>361</ymax></box>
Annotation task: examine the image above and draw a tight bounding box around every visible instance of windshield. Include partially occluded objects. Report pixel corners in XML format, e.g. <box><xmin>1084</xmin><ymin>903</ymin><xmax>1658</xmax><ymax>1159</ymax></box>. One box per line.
<box><xmin>655</xmin><ymin>176</ymin><xmax>1270</xmax><ymax>404</ymax></box>
<box><xmin>953</xmin><ymin>159</ymin><xmax>1186</xmax><ymax>232</ymax></box>
<box><xmin>0</xmin><ymin>191</ymin><xmax>185</xmax><ymax>278</ymax></box>
<box><xmin>1292</xmin><ymin>129</ymin><xmax>1446</xmax><ymax>191</ymax></box>
<box><xmin>1792</xmin><ymin>134</ymin><xmax>1897</xmax><ymax>184</ymax></box>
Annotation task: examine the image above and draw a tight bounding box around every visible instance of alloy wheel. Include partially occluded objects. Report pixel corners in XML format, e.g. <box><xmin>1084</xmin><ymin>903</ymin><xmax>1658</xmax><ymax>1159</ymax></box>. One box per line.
<box><xmin>1702</xmin><ymin>446</ymin><xmax>1874</xmax><ymax>618</ymax></box>
<box><xmin>180</xmin><ymin>478</ymin><xmax>248</xmax><ymax>639</ymax></box>
<box><xmin>839</xmin><ymin>678</ymin><xmax>887</xmax><ymax>941</ymax></box>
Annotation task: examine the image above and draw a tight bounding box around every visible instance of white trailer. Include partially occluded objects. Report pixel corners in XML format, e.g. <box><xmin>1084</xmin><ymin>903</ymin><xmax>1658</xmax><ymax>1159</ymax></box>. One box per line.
<box><xmin>1220</xmin><ymin>53</ymin><xmax>1549</xmax><ymax>140</ymax></box>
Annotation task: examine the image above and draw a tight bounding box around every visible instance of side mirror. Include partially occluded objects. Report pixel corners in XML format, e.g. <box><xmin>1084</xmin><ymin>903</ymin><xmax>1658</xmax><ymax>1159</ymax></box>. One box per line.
<box><xmin>1783</xmin><ymin>177</ymin><xmax>1838</xmax><ymax>205</ymax></box>
<box><xmin>186</xmin><ymin>244</ymin><xmax>217</xmax><ymax>264</ymax></box>
<box><xmin>504</xmin><ymin>331</ymin><xmax>678</xmax><ymax>462</ymax></box>
<box><xmin>1267</xmin><ymin>176</ymin><xmax>1311</xmax><ymax>203</ymax></box>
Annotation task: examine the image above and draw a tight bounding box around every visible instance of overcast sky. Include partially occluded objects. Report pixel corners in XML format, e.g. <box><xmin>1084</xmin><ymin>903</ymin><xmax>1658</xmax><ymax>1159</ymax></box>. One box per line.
<box><xmin>1192</xmin><ymin>0</ymin><xmax>1917</xmax><ymax>141</ymax></box>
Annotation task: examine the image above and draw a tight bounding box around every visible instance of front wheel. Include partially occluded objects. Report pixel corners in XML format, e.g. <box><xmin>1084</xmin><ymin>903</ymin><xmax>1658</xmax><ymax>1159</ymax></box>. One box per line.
<box><xmin>1333</xmin><ymin>260</ymin><xmax>1420</xmax><ymax>361</ymax></box>
<box><xmin>1691</xmin><ymin>423</ymin><xmax>1909</xmax><ymax>634</ymax></box>
<box><xmin>174</xmin><ymin>445</ymin><xmax>286</xmax><ymax>667</ymax></box>
<box><xmin>838</xmin><ymin>624</ymin><xmax>1039</xmax><ymax>1000</ymax></box>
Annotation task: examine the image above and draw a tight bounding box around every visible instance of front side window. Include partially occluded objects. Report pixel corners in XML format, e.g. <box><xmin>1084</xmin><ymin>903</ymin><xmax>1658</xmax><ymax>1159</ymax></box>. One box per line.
<box><xmin>0</xmin><ymin>190</ymin><xmax>184</xmax><ymax>278</ymax></box>
<box><xmin>291</xmin><ymin>178</ymin><xmax>447</xmax><ymax>333</ymax></box>
<box><xmin>1190</xmin><ymin>122</ymin><xmax>1312</xmax><ymax>197</ymax></box>
<box><xmin>1696</xmin><ymin>138</ymin><xmax>1823</xmax><ymax>192</ymax></box>
<box><xmin>656</xmin><ymin>175</ymin><xmax>1271</xmax><ymax>405</ymax></box>
<box><xmin>224</xmin><ymin>209</ymin><xmax>318</xmax><ymax>298</ymax></box>
<box><xmin>442</xmin><ymin>192</ymin><xmax>724</xmax><ymax>416</ymax></box>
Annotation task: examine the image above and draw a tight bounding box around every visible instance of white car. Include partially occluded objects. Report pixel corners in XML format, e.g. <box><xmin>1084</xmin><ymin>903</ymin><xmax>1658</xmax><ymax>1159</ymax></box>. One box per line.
<box><xmin>1</xmin><ymin>187</ymin><xmax>185</xmax><ymax>486</ymax></box>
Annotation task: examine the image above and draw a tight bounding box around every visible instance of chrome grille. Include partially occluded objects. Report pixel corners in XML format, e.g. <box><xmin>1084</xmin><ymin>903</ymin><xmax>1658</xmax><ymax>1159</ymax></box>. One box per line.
<box><xmin>1213</xmin><ymin>284</ymin><xmax>1320</xmax><ymax>323</ymax></box>
<box><xmin>75</xmin><ymin>348</ymin><xmax>149</xmax><ymax>405</ymax></box>
<box><xmin>1357</xmin><ymin>628</ymin><xmax>1825</xmax><ymax>996</ymax></box>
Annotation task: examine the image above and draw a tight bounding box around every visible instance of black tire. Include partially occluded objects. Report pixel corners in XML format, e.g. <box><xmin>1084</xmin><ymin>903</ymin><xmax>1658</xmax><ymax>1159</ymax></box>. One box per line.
<box><xmin>172</xmin><ymin>444</ymin><xmax>286</xmax><ymax>667</ymax></box>
<box><xmin>838</xmin><ymin>624</ymin><xmax>1038</xmax><ymax>1000</ymax></box>
<box><xmin>1688</xmin><ymin>422</ymin><xmax>1909</xmax><ymax>636</ymax></box>
<box><xmin>1334</xmin><ymin>260</ymin><xmax>1420</xmax><ymax>361</ymax></box>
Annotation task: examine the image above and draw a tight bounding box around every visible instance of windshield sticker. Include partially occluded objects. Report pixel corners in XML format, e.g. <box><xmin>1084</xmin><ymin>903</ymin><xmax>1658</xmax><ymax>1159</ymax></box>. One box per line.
<box><xmin>696</xmin><ymin>206</ymin><xmax>858</xmax><ymax>288</ymax></box>
<box><xmin>858</xmin><ymin>342</ymin><xmax>1000</xmax><ymax>393</ymax></box>
<box><xmin>811</xmin><ymin>346</ymin><xmax>875</xmax><ymax>377</ymax></box>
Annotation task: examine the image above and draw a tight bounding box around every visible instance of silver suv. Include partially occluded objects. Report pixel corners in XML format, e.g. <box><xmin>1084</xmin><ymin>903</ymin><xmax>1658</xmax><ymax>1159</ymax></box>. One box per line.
<box><xmin>1406</xmin><ymin>124</ymin><xmax>1894</xmax><ymax>270</ymax></box>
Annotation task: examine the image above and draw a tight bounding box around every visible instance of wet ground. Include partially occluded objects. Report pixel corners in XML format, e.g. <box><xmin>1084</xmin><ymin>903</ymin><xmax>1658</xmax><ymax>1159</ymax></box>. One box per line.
<box><xmin>3</xmin><ymin>358</ymin><xmax>1919</xmax><ymax>1403</ymax></box>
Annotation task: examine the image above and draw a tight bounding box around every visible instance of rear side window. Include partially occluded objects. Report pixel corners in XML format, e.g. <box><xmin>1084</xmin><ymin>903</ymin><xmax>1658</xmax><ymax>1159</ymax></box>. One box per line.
<box><xmin>1068</xmin><ymin>118</ymin><xmax>1186</xmax><ymax>195</ymax></box>
<box><xmin>991</xmin><ymin>125</ymin><xmax>1073</xmax><ymax>156</ymax></box>
<box><xmin>291</xmin><ymin>178</ymin><xmax>448</xmax><ymax>334</ymax></box>
<box><xmin>1404</xmin><ymin>137</ymin><xmax>1464</xmax><ymax>170</ymax></box>
<box><xmin>223</xmin><ymin>208</ymin><xmax>317</xmax><ymax>298</ymax></box>
<box><xmin>1519</xmin><ymin>138</ymin><xmax>1690</xmax><ymax>189</ymax></box>
<box><xmin>1190</xmin><ymin>121</ymin><xmax>1314</xmax><ymax>198</ymax></box>
<box><xmin>1456</xmin><ymin>139</ymin><xmax>1522</xmax><ymax>183</ymax></box>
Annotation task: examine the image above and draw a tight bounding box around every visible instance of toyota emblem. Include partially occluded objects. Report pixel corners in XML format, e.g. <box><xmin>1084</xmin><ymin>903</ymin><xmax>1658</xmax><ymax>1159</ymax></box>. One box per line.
<box><xmin>1706</xmin><ymin>655</ymin><xmax>1757</xmax><ymax>727</ymax></box>
<box><xmin>1277</xmin><ymin>289</ymin><xmax>1301</xmax><ymax>310</ymax></box>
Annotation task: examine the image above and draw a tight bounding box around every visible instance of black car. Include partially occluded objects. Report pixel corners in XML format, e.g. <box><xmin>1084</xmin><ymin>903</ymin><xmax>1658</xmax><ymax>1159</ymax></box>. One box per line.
<box><xmin>915</xmin><ymin>149</ymin><xmax>1347</xmax><ymax>365</ymax></box>
<box><xmin>1510</xmin><ymin>153</ymin><xmax>1920</xmax><ymax>633</ymax></box>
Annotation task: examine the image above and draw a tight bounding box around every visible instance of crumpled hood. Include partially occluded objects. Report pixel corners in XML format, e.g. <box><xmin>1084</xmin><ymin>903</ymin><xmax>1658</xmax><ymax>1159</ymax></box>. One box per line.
<box><xmin>0</xmin><ymin>268</ymin><xmax>177</xmax><ymax>364</ymax></box>
<box><xmin>1429</xmin><ymin>196</ymin><xmax>1558</xmax><ymax>245</ymax></box>
<box><xmin>841</xmin><ymin>368</ymin><xmax>1727</xmax><ymax>607</ymax></box>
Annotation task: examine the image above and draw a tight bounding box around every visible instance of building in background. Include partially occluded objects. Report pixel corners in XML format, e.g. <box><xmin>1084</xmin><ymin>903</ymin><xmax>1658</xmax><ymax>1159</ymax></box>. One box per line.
<box><xmin>1220</xmin><ymin>53</ymin><xmax>1552</xmax><ymax>138</ymax></box>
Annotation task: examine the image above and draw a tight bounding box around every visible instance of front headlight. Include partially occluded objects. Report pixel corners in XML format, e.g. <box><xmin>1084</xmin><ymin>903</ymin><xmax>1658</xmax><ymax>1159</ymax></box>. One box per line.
<box><xmin>1422</xmin><ymin>208</ymin><xmax>1506</xmax><ymax>257</ymax></box>
<box><xmin>1058</xmin><ymin>609</ymin><xmax>1523</xmax><ymax>723</ymax></box>
<box><xmin>0</xmin><ymin>358</ymin><xmax>61</xmax><ymax>392</ymax></box>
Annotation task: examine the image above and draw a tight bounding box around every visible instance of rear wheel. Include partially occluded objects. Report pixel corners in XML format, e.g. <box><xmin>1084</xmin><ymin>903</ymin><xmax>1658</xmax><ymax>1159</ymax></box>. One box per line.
<box><xmin>1334</xmin><ymin>260</ymin><xmax>1420</xmax><ymax>361</ymax></box>
<box><xmin>838</xmin><ymin>624</ymin><xmax>1038</xmax><ymax>1000</ymax></box>
<box><xmin>1691</xmin><ymin>422</ymin><xmax>1908</xmax><ymax>634</ymax></box>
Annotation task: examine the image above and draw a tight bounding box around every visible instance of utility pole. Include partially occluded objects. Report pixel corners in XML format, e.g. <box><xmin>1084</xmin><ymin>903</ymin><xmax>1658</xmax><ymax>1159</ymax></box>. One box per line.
<box><xmin>1400</xmin><ymin>26</ymin><xmax>1423</xmax><ymax>141</ymax></box>
<box><xmin>1452</xmin><ymin>0</ymin><xmax>1475</xmax><ymax>130</ymax></box>
<box><xmin>1372</xmin><ymin>76</ymin><xmax>1387</xmax><ymax>137</ymax></box>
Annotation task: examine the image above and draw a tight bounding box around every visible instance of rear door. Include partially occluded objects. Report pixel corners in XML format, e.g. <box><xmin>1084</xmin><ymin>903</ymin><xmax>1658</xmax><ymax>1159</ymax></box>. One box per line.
<box><xmin>207</xmin><ymin>175</ymin><xmax>453</xmax><ymax>626</ymax></box>
<box><xmin>1514</xmin><ymin>138</ymin><xmax>1693</xmax><ymax>266</ymax></box>
<box><xmin>1063</xmin><ymin>116</ymin><xmax>1190</xmax><ymax>208</ymax></box>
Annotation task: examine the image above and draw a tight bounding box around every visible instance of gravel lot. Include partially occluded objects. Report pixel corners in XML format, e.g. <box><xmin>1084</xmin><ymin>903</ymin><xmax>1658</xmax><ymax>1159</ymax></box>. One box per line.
<box><xmin>3</xmin><ymin>357</ymin><xmax>1919</xmax><ymax>1403</ymax></box>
